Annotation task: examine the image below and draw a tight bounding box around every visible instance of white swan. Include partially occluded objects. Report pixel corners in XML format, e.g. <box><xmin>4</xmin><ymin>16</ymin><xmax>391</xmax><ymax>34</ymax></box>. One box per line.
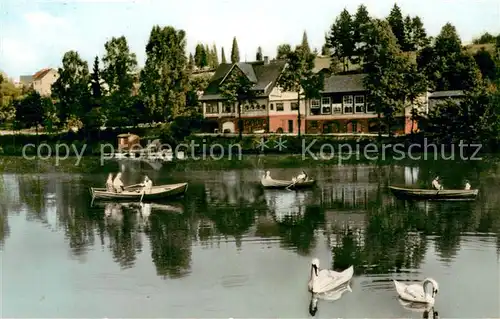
<box><xmin>393</xmin><ymin>278</ymin><xmax>439</xmax><ymax>304</ymax></box>
<box><xmin>308</xmin><ymin>258</ymin><xmax>354</xmax><ymax>294</ymax></box>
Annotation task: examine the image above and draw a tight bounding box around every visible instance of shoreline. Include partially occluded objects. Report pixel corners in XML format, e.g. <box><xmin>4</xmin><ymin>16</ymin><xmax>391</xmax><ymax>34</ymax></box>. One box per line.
<box><xmin>1</xmin><ymin>153</ymin><xmax>498</xmax><ymax>174</ymax></box>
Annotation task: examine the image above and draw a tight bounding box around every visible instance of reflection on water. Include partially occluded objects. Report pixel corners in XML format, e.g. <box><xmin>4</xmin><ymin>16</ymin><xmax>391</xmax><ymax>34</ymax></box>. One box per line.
<box><xmin>1</xmin><ymin>162</ymin><xmax>499</xmax><ymax>318</ymax></box>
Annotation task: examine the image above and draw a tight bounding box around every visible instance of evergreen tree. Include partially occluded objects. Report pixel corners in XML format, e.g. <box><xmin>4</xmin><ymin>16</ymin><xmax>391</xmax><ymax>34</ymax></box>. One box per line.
<box><xmin>327</xmin><ymin>8</ymin><xmax>354</xmax><ymax>71</ymax></box>
<box><xmin>205</xmin><ymin>44</ymin><xmax>212</xmax><ymax>67</ymax></box>
<box><xmin>411</xmin><ymin>16</ymin><xmax>429</xmax><ymax>50</ymax></box>
<box><xmin>221</xmin><ymin>47</ymin><xmax>227</xmax><ymax>63</ymax></box>
<box><xmin>301</xmin><ymin>31</ymin><xmax>311</xmax><ymax>54</ymax></box>
<box><xmin>231</xmin><ymin>37</ymin><xmax>240</xmax><ymax>63</ymax></box>
<box><xmin>256</xmin><ymin>46</ymin><xmax>263</xmax><ymax>61</ymax></box>
<box><xmin>188</xmin><ymin>53</ymin><xmax>195</xmax><ymax>71</ymax></box>
<box><xmin>211</xmin><ymin>44</ymin><xmax>219</xmax><ymax>68</ymax></box>
<box><xmin>351</xmin><ymin>4</ymin><xmax>371</xmax><ymax>64</ymax></box>
<box><xmin>194</xmin><ymin>44</ymin><xmax>207</xmax><ymax>68</ymax></box>
<box><xmin>387</xmin><ymin>3</ymin><xmax>405</xmax><ymax>49</ymax></box>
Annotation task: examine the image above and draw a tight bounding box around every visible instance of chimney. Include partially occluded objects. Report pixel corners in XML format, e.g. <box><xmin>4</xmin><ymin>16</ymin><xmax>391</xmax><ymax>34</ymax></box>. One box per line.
<box><xmin>264</xmin><ymin>56</ymin><xmax>269</xmax><ymax>64</ymax></box>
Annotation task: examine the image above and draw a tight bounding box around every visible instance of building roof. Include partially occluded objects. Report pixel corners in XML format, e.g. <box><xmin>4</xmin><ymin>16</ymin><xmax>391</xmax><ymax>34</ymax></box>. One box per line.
<box><xmin>322</xmin><ymin>73</ymin><xmax>366</xmax><ymax>93</ymax></box>
<box><xmin>32</xmin><ymin>68</ymin><xmax>55</xmax><ymax>80</ymax></box>
<box><xmin>428</xmin><ymin>90</ymin><xmax>465</xmax><ymax>98</ymax></box>
<box><xmin>200</xmin><ymin>60</ymin><xmax>286</xmax><ymax>100</ymax></box>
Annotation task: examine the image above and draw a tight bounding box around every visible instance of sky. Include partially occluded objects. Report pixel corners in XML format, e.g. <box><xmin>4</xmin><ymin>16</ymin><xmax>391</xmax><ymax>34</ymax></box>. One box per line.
<box><xmin>1</xmin><ymin>0</ymin><xmax>499</xmax><ymax>80</ymax></box>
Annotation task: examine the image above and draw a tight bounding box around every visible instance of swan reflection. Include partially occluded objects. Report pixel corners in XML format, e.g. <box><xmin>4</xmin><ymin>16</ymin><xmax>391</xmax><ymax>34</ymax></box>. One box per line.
<box><xmin>397</xmin><ymin>298</ymin><xmax>439</xmax><ymax>319</ymax></box>
<box><xmin>308</xmin><ymin>281</ymin><xmax>352</xmax><ymax>316</ymax></box>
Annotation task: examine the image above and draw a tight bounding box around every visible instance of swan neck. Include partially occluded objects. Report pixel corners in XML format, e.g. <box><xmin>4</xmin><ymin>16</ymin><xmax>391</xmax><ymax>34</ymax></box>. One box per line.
<box><xmin>423</xmin><ymin>279</ymin><xmax>434</xmax><ymax>300</ymax></box>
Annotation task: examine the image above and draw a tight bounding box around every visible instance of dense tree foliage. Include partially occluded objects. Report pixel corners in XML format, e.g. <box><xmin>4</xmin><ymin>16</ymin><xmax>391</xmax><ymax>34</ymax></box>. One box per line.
<box><xmin>51</xmin><ymin>50</ymin><xmax>91</xmax><ymax>128</ymax></box>
<box><xmin>276</xmin><ymin>44</ymin><xmax>292</xmax><ymax>60</ymax></box>
<box><xmin>140</xmin><ymin>25</ymin><xmax>188</xmax><ymax>122</ymax></box>
<box><xmin>231</xmin><ymin>37</ymin><xmax>240</xmax><ymax>63</ymax></box>
<box><xmin>278</xmin><ymin>44</ymin><xmax>323</xmax><ymax>137</ymax></box>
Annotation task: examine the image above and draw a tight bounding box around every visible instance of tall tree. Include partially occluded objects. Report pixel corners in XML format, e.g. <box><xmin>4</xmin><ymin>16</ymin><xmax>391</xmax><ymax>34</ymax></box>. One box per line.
<box><xmin>321</xmin><ymin>41</ymin><xmax>329</xmax><ymax>56</ymax></box>
<box><xmin>140</xmin><ymin>25</ymin><xmax>189</xmax><ymax>121</ymax></box>
<box><xmin>327</xmin><ymin>9</ymin><xmax>354</xmax><ymax>72</ymax></box>
<box><xmin>102</xmin><ymin>36</ymin><xmax>138</xmax><ymax>127</ymax></box>
<box><xmin>363</xmin><ymin>19</ymin><xmax>414</xmax><ymax>136</ymax></box>
<box><xmin>188</xmin><ymin>53</ymin><xmax>195</xmax><ymax>72</ymax></box>
<box><xmin>278</xmin><ymin>46</ymin><xmax>323</xmax><ymax>137</ymax></box>
<box><xmin>211</xmin><ymin>44</ymin><xmax>219</xmax><ymax>68</ymax></box>
<box><xmin>301</xmin><ymin>31</ymin><xmax>311</xmax><ymax>54</ymax></box>
<box><xmin>194</xmin><ymin>44</ymin><xmax>207</xmax><ymax>68</ymax></box>
<box><xmin>231</xmin><ymin>37</ymin><xmax>240</xmax><ymax>63</ymax></box>
<box><xmin>220</xmin><ymin>68</ymin><xmax>255</xmax><ymax>140</ymax></box>
<box><xmin>221</xmin><ymin>47</ymin><xmax>227</xmax><ymax>63</ymax></box>
<box><xmin>256</xmin><ymin>46</ymin><xmax>263</xmax><ymax>61</ymax></box>
<box><xmin>473</xmin><ymin>48</ymin><xmax>498</xmax><ymax>82</ymax></box>
<box><xmin>351</xmin><ymin>4</ymin><xmax>371</xmax><ymax>64</ymax></box>
<box><xmin>417</xmin><ymin>23</ymin><xmax>481</xmax><ymax>91</ymax></box>
<box><xmin>411</xmin><ymin>16</ymin><xmax>429</xmax><ymax>50</ymax></box>
<box><xmin>205</xmin><ymin>44</ymin><xmax>212</xmax><ymax>67</ymax></box>
<box><xmin>387</xmin><ymin>3</ymin><xmax>405</xmax><ymax>49</ymax></box>
<box><xmin>51</xmin><ymin>50</ymin><xmax>91</xmax><ymax>126</ymax></box>
<box><xmin>276</xmin><ymin>44</ymin><xmax>292</xmax><ymax>60</ymax></box>
<box><xmin>88</xmin><ymin>56</ymin><xmax>104</xmax><ymax>129</ymax></box>
<box><xmin>14</xmin><ymin>90</ymin><xmax>54</xmax><ymax>137</ymax></box>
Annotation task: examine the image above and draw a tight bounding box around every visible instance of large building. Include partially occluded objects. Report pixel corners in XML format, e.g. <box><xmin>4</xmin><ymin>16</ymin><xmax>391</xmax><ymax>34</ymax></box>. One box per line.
<box><xmin>200</xmin><ymin>59</ymin><xmax>462</xmax><ymax>135</ymax></box>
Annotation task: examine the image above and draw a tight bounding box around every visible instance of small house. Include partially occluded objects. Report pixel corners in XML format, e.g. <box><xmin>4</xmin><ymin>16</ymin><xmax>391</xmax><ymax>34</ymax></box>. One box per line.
<box><xmin>117</xmin><ymin>133</ymin><xmax>140</xmax><ymax>152</ymax></box>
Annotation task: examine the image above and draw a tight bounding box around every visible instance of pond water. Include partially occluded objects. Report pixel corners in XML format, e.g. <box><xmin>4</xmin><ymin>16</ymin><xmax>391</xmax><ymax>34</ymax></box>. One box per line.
<box><xmin>1</xmin><ymin>158</ymin><xmax>499</xmax><ymax>318</ymax></box>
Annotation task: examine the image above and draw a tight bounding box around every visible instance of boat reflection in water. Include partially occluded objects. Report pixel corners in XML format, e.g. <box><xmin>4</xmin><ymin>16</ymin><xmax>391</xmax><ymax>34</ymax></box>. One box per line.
<box><xmin>397</xmin><ymin>298</ymin><xmax>439</xmax><ymax>319</ymax></box>
<box><xmin>264</xmin><ymin>190</ymin><xmax>312</xmax><ymax>224</ymax></box>
<box><xmin>102</xmin><ymin>202</ymin><xmax>184</xmax><ymax>227</ymax></box>
<box><xmin>308</xmin><ymin>281</ymin><xmax>353</xmax><ymax>316</ymax></box>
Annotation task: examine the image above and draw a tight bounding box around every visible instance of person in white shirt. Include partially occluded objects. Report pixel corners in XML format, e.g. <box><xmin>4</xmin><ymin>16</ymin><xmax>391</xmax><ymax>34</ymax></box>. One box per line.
<box><xmin>105</xmin><ymin>173</ymin><xmax>114</xmax><ymax>192</ymax></box>
<box><xmin>296</xmin><ymin>170</ymin><xmax>308</xmax><ymax>182</ymax></box>
<box><xmin>113</xmin><ymin>172</ymin><xmax>124</xmax><ymax>193</ymax></box>
<box><xmin>464</xmin><ymin>180</ymin><xmax>471</xmax><ymax>190</ymax></box>
<box><xmin>263</xmin><ymin>171</ymin><xmax>272</xmax><ymax>179</ymax></box>
<box><xmin>432</xmin><ymin>176</ymin><xmax>443</xmax><ymax>190</ymax></box>
<box><xmin>142</xmin><ymin>175</ymin><xmax>153</xmax><ymax>193</ymax></box>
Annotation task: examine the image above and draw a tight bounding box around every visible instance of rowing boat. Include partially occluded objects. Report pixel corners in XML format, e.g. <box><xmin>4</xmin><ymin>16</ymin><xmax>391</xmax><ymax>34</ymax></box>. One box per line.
<box><xmin>90</xmin><ymin>182</ymin><xmax>188</xmax><ymax>201</ymax></box>
<box><xmin>389</xmin><ymin>185</ymin><xmax>479</xmax><ymax>200</ymax></box>
<box><xmin>260</xmin><ymin>177</ymin><xmax>316</xmax><ymax>189</ymax></box>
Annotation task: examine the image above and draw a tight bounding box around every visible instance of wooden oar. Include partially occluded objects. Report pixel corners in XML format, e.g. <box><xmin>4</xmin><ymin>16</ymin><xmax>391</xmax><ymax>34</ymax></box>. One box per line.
<box><xmin>139</xmin><ymin>190</ymin><xmax>145</xmax><ymax>203</ymax></box>
<box><xmin>286</xmin><ymin>179</ymin><xmax>297</xmax><ymax>191</ymax></box>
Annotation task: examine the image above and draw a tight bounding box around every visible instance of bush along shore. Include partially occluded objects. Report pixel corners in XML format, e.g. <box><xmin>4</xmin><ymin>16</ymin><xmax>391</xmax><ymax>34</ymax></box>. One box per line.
<box><xmin>0</xmin><ymin>128</ymin><xmax>498</xmax><ymax>158</ymax></box>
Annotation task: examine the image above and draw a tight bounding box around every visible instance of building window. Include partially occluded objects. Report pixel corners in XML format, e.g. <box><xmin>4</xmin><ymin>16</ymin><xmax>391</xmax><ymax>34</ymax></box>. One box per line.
<box><xmin>206</xmin><ymin>103</ymin><xmax>219</xmax><ymax>114</ymax></box>
<box><xmin>311</xmin><ymin>99</ymin><xmax>320</xmax><ymax>108</ymax></box>
<box><xmin>291</xmin><ymin>102</ymin><xmax>299</xmax><ymax>111</ymax></box>
<box><xmin>354</xmin><ymin>95</ymin><xmax>365</xmax><ymax>113</ymax></box>
<box><xmin>276</xmin><ymin>103</ymin><xmax>284</xmax><ymax>111</ymax></box>
<box><xmin>261</xmin><ymin>104</ymin><xmax>266</xmax><ymax>110</ymax></box>
<box><xmin>270</xmin><ymin>103</ymin><xmax>274</xmax><ymax>110</ymax></box>
<box><xmin>343</xmin><ymin>95</ymin><xmax>353</xmax><ymax>114</ymax></box>
<box><xmin>366</xmin><ymin>100</ymin><xmax>376</xmax><ymax>113</ymax></box>
<box><xmin>321</xmin><ymin>97</ymin><xmax>331</xmax><ymax>114</ymax></box>
<box><xmin>223</xmin><ymin>102</ymin><xmax>234</xmax><ymax>113</ymax></box>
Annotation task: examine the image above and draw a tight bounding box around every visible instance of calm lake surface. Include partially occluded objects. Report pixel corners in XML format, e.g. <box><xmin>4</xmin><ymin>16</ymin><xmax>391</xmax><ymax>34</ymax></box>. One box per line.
<box><xmin>1</xmin><ymin>157</ymin><xmax>499</xmax><ymax>318</ymax></box>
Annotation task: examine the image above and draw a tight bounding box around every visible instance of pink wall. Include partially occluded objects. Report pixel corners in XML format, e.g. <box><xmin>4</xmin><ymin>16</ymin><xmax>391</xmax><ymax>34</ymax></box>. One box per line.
<box><xmin>269</xmin><ymin>115</ymin><xmax>305</xmax><ymax>134</ymax></box>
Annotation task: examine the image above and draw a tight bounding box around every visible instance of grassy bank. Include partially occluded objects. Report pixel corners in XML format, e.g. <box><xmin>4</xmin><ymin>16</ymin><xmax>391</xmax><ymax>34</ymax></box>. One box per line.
<box><xmin>0</xmin><ymin>130</ymin><xmax>497</xmax><ymax>157</ymax></box>
<box><xmin>1</xmin><ymin>152</ymin><xmax>498</xmax><ymax>174</ymax></box>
